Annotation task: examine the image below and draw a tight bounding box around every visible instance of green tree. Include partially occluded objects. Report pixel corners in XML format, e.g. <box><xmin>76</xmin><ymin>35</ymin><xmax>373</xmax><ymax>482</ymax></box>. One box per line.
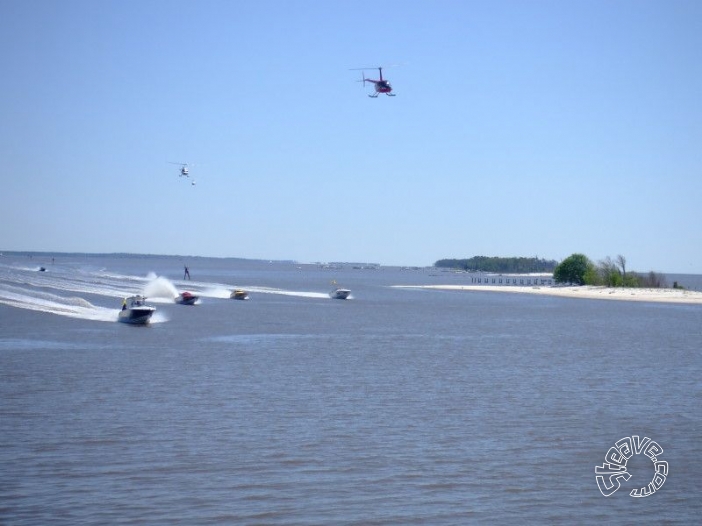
<box><xmin>434</xmin><ymin>256</ymin><xmax>557</xmax><ymax>273</ymax></box>
<box><xmin>623</xmin><ymin>273</ymin><xmax>641</xmax><ymax>287</ymax></box>
<box><xmin>599</xmin><ymin>256</ymin><xmax>623</xmax><ymax>287</ymax></box>
<box><xmin>553</xmin><ymin>253</ymin><xmax>595</xmax><ymax>285</ymax></box>
<box><xmin>583</xmin><ymin>264</ymin><xmax>602</xmax><ymax>285</ymax></box>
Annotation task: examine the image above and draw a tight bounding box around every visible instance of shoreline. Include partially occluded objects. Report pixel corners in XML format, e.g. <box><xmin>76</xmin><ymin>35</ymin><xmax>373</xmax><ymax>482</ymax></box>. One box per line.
<box><xmin>393</xmin><ymin>284</ymin><xmax>702</xmax><ymax>305</ymax></box>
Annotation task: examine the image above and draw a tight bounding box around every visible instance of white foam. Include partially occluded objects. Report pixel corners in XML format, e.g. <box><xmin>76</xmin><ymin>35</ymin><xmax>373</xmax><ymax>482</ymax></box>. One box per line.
<box><xmin>0</xmin><ymin>286</ymin><xmax>118</xmax><ymax>322</ymax></box>
<box><xmin>0</xmin><ymin>262</ymin><xmax>336</xmax><ymax>324</ymax></box>
<box><xmin>143</xmin><ymin>276</ymin><xmax>179</xmax><ymax>301</ymax></box>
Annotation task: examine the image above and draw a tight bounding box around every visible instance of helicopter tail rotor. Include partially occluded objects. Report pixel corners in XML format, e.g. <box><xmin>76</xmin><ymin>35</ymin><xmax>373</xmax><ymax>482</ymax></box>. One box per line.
<box><xmin>351</xmin><ymin>69</ymin><xmax>368</xmax><ymax>85</ymax></box>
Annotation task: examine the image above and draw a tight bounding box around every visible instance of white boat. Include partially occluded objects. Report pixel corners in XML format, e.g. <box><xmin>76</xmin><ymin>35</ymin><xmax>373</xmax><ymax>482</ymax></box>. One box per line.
<box><xmin>118</xmin><ymin>295</ymin><xmax>155</xmax><ymax>325</ymax></box>
<box><xmin>175</xmin><ymin>291</ymin><xmax>199</xmax><ymax>305</ymax></box>
<box><xmin>230</xmin><ymin>289</ymin><xmax>249</xmax><ymax>300</ymax></box>
<box><xmin>329</xmin><ymin>288</ymin><xmax>351</xmax><ymax>300</ymax></box>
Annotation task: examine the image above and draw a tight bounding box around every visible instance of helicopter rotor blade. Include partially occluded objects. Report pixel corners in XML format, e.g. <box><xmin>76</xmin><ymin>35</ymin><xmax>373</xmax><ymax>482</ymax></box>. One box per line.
<box><xmin>350</xmin><ymin>64</ymin><xmax>404</xmax><ymax>70</ymax></box>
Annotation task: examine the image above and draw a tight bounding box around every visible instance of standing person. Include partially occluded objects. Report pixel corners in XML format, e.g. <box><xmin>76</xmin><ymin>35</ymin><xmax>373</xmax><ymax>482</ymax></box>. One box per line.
<box><xmin>184</xmin><ymin>265</ymin><xmax>191</xmax><ymax>280</ymax></box>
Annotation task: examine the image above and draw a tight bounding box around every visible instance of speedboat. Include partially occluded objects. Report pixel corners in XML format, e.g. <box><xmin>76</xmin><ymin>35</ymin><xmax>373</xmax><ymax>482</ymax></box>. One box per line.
<box><xmin>175</xmin><ymin>291</ymin><xmax>199</xmax><ymax>305</ymax></box>
<box><xmin>230</xmin><ymin>289</ymin><xmax>249</xmax><ymax>300</ymax></box>
<box><xmin>118</xmin><ymin>295</ymin><xmax>155</xmax><ymax>325</ymax></box>
<box><xmin>329</xmin><ymin>288</ymin><xmax>351</xmax><ymax>300</ymax></box>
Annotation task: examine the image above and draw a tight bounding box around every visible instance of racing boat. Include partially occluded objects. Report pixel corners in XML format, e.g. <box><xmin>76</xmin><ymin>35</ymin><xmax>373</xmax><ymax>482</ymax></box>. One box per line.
<box><xmin>118</xmin><ymin>295</ymin><xmax>155</xmax><ymax>325</ymax></box>
<box><xmin>329</xmin><ymin>288</ymin><xmax>351</xmax><ymax>300</ymax></box>
<box><xmin>230</xmin><ymin>289</ymin><xmax>249</xmax><ymax>300</ymax></box>
<box><xmin>175</xmin><ymin>291</ymin><xmax>199</xmax><ymax>305</ymax></box>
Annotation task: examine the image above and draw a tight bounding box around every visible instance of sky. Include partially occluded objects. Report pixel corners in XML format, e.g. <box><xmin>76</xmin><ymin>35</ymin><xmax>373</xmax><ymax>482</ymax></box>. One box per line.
<box><xmin>1</xmin><ymin>0</ymin><xmax>700</xmax><ymax>272</ymax></box>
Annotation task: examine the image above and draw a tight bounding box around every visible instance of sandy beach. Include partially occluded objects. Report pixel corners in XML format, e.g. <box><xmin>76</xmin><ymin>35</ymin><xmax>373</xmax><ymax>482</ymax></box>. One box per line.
<box><xmin>394</xmin><ymin>284</ymin><xmax>702</xmax><ymax>305</ymax></box>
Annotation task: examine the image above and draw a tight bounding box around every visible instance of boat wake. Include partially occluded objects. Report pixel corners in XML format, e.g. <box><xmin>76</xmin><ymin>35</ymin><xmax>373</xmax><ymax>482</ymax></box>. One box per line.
<box><xmin>143</xmin><ymin>276</ymin><xmax>180</xmax><ymax>303</ymax></box>
<box><xmin>184</xmin><ymin>284</ymin><xmax>328</xmax><ymax>300</ymax></box>
<box><xmin>269</xmin><ymin>290</ymin><xmax>330</xmax><ymax>299</ymax></box>
<box><xmin>0</xmin><ymin>285</ymin><xmax>117</xmax><ymax>322</ymax></box>
<box><xmin>0</xmin><ymin>258</ymin><xmax>336</xmax><ymax>322</ymax></box>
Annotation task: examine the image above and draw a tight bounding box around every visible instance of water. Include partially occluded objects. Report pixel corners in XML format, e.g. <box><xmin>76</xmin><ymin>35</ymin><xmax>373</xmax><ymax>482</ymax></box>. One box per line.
<box><xmin>1</xmin><ymin>253</ymin><xmax>701</xmax><ymax>524</ymax></box>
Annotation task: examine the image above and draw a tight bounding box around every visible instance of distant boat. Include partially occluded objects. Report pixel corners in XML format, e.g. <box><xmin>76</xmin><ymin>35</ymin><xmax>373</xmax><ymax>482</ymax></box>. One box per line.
<box><xmin>175</xmin><ymin>291</ymin><xmax>199</xmax><ymax>305</ymax></box>
<box><xmin>118</xmin><ymin>295</ymin><xmax>155</xmax><ymax>325</ymax></box>
<box><xmin>329</xmin><ymin>288</ymin><xmax>351</xmax><ymax>300</ymax></box>
<box><xmin>230</xmin><ymin>289</ymin><xmax>249</xmax><ymax>300</ymax></box>
<box><xmin>38</xmin><ymin>267</ymin><xmax>46</xmax><ymax>272</ymax></box>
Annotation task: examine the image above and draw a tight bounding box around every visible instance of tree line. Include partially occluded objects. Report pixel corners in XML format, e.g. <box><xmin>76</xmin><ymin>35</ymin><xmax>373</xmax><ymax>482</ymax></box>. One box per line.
<box><xmin>553</xmin><ymin>253</ymin><xmax>672</xmax><ymax>288</ymax></box>
<box><xmin>434</xmin><ymin>256</ymin><xmax>558</xmax><ymax>273</ymax></box>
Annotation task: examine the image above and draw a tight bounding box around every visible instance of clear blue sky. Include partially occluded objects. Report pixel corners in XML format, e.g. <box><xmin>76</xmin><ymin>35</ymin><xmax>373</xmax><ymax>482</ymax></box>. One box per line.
<box><xmin>2</xmin><ymin>0</ymin><xmax>700</xmax><ymax>272</ymax></box>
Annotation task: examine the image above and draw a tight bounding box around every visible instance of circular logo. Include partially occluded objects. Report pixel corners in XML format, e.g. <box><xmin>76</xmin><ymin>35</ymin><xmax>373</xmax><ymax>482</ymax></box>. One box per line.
<box><xmin>595</xmin><ymin>435</ymin><xmax>668</xmax><ymax>497</ymax></box>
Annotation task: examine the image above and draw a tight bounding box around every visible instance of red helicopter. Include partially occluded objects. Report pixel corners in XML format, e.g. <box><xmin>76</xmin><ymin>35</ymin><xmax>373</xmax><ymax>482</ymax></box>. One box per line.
<box><xmin>352</xmin><ymin>66</ymin><xmax>396</xmax><ymax>98</ymax></box>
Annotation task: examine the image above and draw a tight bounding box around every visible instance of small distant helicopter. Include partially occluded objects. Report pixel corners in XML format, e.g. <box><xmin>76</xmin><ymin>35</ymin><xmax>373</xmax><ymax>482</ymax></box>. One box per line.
<box><xmin>168</xmin><ymin>162</ymin><xmax>196</xmax><ymax>185</ymax></box>
<box><xmin>351</xmin><ymin>66</ymin><xmax>396</xmax><ymax>98</ymax></box>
